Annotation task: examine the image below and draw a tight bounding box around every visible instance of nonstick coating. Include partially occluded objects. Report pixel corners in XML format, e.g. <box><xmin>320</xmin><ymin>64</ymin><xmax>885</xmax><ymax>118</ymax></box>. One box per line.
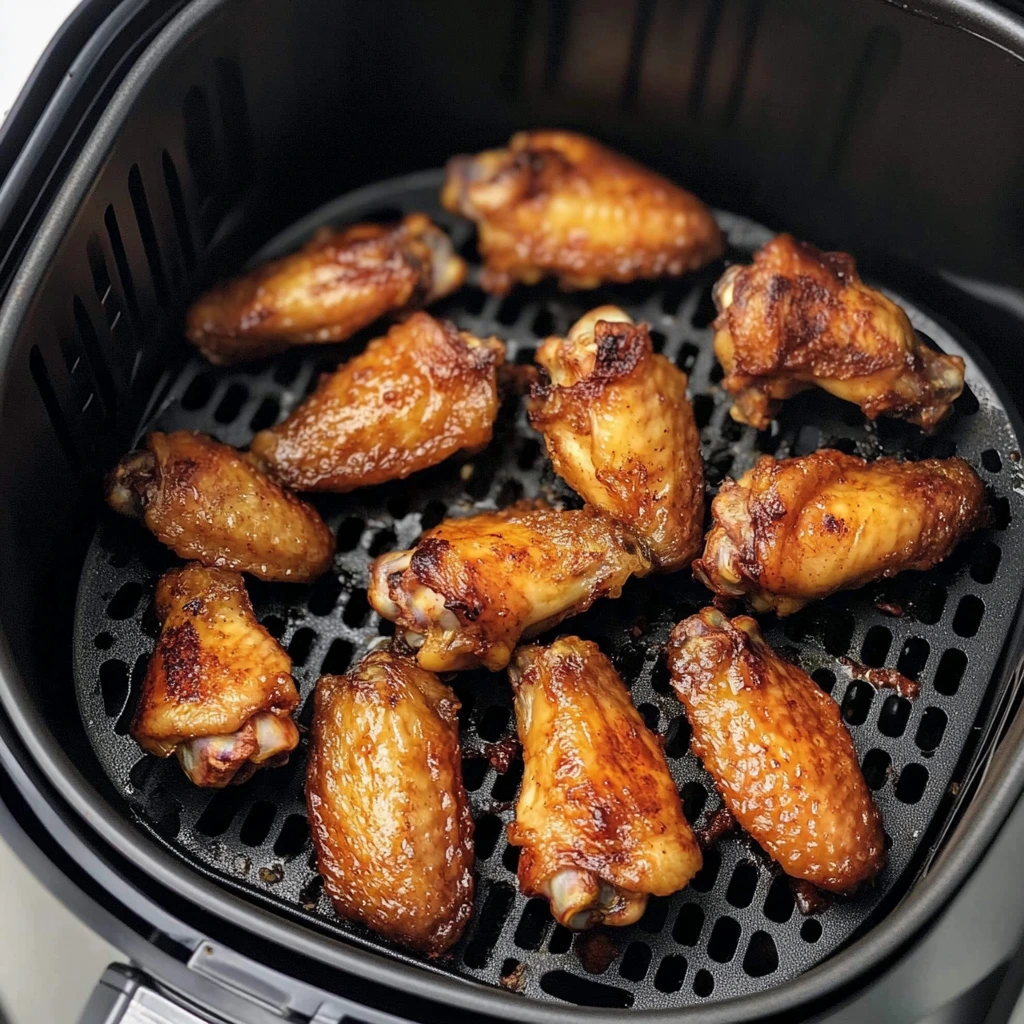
<box><xmin>73</xmin><ymin>171</ymin><xmax>1024</xmax><ymax>1010</ymax></box>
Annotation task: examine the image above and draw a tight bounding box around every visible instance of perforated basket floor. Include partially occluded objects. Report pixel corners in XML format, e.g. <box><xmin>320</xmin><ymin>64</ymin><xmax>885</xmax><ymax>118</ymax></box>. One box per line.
<box><xmin>74</xmin><ymin>171</ymin><xmax>1024</xmax><ymax>1012</ymax></box>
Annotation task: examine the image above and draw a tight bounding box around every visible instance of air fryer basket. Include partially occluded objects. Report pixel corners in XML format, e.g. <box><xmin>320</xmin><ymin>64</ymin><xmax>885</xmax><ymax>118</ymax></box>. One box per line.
<box><xmin>3</xmin><ymin>0</ymin><xmax>1024</xmax><ymax>1021</ymax></box>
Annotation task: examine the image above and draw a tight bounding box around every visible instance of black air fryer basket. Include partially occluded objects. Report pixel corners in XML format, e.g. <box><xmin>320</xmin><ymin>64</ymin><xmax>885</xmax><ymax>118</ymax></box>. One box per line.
<box><xmin>3</xmin><ymin>3</ymin><xmax>1024</xmax><ymax>1023</ymax></box>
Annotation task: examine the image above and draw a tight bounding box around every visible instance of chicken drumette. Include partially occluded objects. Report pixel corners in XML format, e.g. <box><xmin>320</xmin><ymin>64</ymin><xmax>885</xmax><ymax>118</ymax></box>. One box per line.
<box><xmin>712</xmin><ymin>234</ymin><xmax>965</xmax><ymax>430</ymax></box>
<box><xmin>693</xmin><ymin>449</ymin><xmax>990</xmax><ymax>616</ymax></box>
<box><xmin>105</xmin><ymin>430</ymin><xmax>335</xmax><ymax>582</ymax></box>
<box><xmin>186</xmin><ymin>214</ymin><xmax>467</xmax><ymax>364</ymax></box>
<box><xmin>442</xmin><ymin>130</ymin><xmax>723</xmax><ymax>294</ymax></box>
<box><xmin>132</xmin><ymin>564</ymin><xmax>300</xmax><ymax>787</ymax></box>
<box><xmin>528</xmin><ymin>306</ymin><xmax>704</xmax><ymax>571</ymax></box>
<box><xmin>306</xmin><ymin>648</ymin><xmax>474</xmax><ymax>955</ymax></box>
<box><xmin>668</xmin><ymin>609</ymin><xmax>885</xmax><ymax>893</ymax></box>
<box><xmin>508</xmin><ymin>637</ymin><xmax>702</xmax><ymax>929</ymax></box>
<box><xmin>249</xmin><ymin>313</ymin><xmax>505</xmax><ymax>492</ymax></box>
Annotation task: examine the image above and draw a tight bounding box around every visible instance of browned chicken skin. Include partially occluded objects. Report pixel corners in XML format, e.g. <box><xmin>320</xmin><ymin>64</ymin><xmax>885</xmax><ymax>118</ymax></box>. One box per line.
<box><xmin>667</xmin><ymin>609</ymin><xmax>885</xmax><ymax>893</ymax></box>
<box><xmin>105</xmin><ymin>431</ymin><xmax>335</xmax><ymax>582</ymax></box>
<box><xmin>693</xmin><ymin>449</ymin><xmax>990</xmax><ymax>616</ymax></box>
<box><xmin>508</xmin><ymin>637</ymin><xmax>702</xmax><ymax>929</ymax></box>
<box><xmin>249</xmin><ymin>313</ymin><xmax>504</xmax><ymax>492</ymax></box>
<box><xmin>186</xmin><ymin>214</ymin><xmax>467</xmax><ymax>365</ymax></box>
<box><xmin>529</xmin><ymin>306</ymin><xmax>704</xmax><ymax>571</ymax></box>
<box><xmin>368</xmin><ymin>501</ymin><xmax>651</xmax><ymax>672</ymax></box>
<box><xmin>713</xmin><ymin>234</ymin><xmax>965</xmax><ymax>430</ymax></box>
<box><xmin>132</xmin><ymin>564</ymin><xmax>300</xmax><ymax>787</ymax></box>
<box><xmin>442</xmin><ymin>131</ymin><xmax>723</xmax><ymax>294</ymax></box>
<box><xmin>306</xmin><ymin>648</ymin><xmax>474</xmax><ymax>955</ymax></box>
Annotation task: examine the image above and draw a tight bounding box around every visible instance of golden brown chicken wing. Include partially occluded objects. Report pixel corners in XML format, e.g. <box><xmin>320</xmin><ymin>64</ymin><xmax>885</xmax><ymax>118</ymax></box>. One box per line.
<box><xmin>667</xmin><ymin>608</ymin><xmax>885</xmax><ymax>893</ymax></box>
<box><xmin>508</xmin><ymin>637</ymin><xmax>702</xmax><ymax>929</ymax></box>
<box><xmin>306</xmin><ymin>648</ymin><xmax>474</xmax><ymax>955</ymax></box>
<box><xmin>442</xmin><ymin>130</ymin><xmax>723</xmax><ymax>294</ymax></box>
<box><xmin>132</xmin><ymin>563</ymin><xmax>300</xmax><ymax>787</ymax></box>
<box><xmin>368</xmin><ymin>501</ymin><xmax>650</xmax><ymax>672</ymax></box>
<box><xmin>105</xmin><ymin>431</ymin><xmax>335</xmax><ymax>582</ymax></box>
<box><xmin>185</xmin><ymin>214</ymin><xmax>467</xmax><ymax>364</ymax></box>
<box><xmin>693</xmin><ymin>449</ymin><xmax>990</xmax><ymax>616</ymax></box>
<box><xmin>249</xmin><ymin>313</ymin><xmax>504</xmax><ymax>492</ymax></box>
<box><xmin>528</xmin><ymin>306</ymin><xmax>704</xmax><ymax>570</ymax></box>
<box><xmin>712</xmin><ymin>234</ymin><xmax>964</xmax><ymax>430</ymax></box>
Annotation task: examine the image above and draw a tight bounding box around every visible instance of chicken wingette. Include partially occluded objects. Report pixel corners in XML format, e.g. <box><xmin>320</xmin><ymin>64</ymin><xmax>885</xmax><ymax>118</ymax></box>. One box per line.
<box><xmin>368</xmin><ymin>501</ymin><xmax>650</xmax><ymax>671</ymax></box>
<box><xmin>693</xmin><ymin>449</ymin><xmax>990</xmax><ymax>616</ymax></box>
<box><xmin>132</xmin><ymin>564</ymin><xmax>300</xmax><ymax>787</ymax></box>
<box><xmin>528</xmin><ymin>306</ymin><xmax>704</xmax><ymax>570</ymax></box>
<box><xmin>712</xmin><ymin>234</ymin><xmax>965</xmax><ymax>430</ymax></box>
<box><xmin>667</xmin><ymin>608</ymin><xmax>885</xmax><ymax>893</ymax></box>
<box><xmin>306</xmin><ymin>648</ymin><xmax>474</xmax><ymax>955</ymax></box>
<box><xmin>105</xmin><ymin>430</ymin><xmax>335</xmax><ymax>582</ymax></box>
<box><xmin>185</xmin><ymin>214</ymin><xmax>467</xmax><ymax>364</ymax></box>
<box><xmin>442</xmin><ymin>130</ymin><xmax>723</xmax><ymax>294</ymax></box>
<box><xmin>508</xmin><ymin>637</ymin><xmax>702</xmax><ymax>929</ymax></box>
<box><xmin>249</xmin><ymin>313</ymin><xmax>504</xmax><ymax>492</ymax></box>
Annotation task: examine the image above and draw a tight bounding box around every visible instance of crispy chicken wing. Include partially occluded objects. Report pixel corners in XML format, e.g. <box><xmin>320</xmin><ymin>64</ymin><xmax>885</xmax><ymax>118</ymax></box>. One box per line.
<box><xmin>442</xmin><ymin>131</ymin><xmax>723</xmax><ymax>294</ymax></box>
<box><xmin>185</xmin><ymin>214</ymin><xmax>467</xmax><ymax>364</ymax></box>
<box><xmin>368</xmin><ymin>502</ymin><xmax>650</xmax><ymax>672</ymax></box>
<box><xmin>712</xmin><ymin>234</ymin><xmax>965</xmax><ymax>430</ymax></box>
<box><xmin>667</xmin><ymin>608</ymin><xmax>885</xmax><ymax>892</ymax></box>
<box><xmin>693</xmin><ymin>449</ymin><xmax>990</xmax><ymax>616</ymax></box>
<box><xmin>306</xmin><ymin>648</ymin><xmax>474</xmax><ymax>955</ymax></box>
<box><xmin>132</xmin><ymin>564</ymin><xmax>300</xmax><ymax>787</ymax></box>
<box><xmin>508</xmin><ymin>637</ymin><xmax>701</xmax><ymax>929</ymax></box>
<box><xmin>249</xmin><ymin>313</ymin><xmax>504</xmax><ymax>492</ymax></box>
<box><xmin>105</xmin><ymin>431</ymin><xmax>335</xmax><ymax>582</ymax></box>
<box><xmin>528</xmin><ymin>306</ymin><xmax>704</xmax><ymax>570</ymax></box>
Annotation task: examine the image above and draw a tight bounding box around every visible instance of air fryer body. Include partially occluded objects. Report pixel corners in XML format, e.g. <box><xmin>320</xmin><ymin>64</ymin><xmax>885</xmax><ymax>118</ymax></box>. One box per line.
<box><xmin>2</xmin><ymin>1</ymin><xmax>1024</xmax><ymax>1022</ymax></box>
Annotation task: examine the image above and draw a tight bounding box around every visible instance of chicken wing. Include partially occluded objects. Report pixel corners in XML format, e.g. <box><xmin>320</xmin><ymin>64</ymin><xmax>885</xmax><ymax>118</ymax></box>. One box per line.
<box><xmin>693</xmin><ymin>449</ymin><xmax>990</xmax><ymax>616</ymax></box>
<box><xmin>249</xmin><ymin>313</ymin><xmax>504</xmax><ymax>492</ymax></box>
<box><xmin>132</xmin><ymin>564</ymin><xmax>300</xmax><ymax>787</ymax></box>
<box><xmin>528</xmin><ymin>306</ymin><xmax>704</xmax><ymax>570</ymax></box>
<box><xmin>508</xmin><ymin>637</ymin><xmax>701</xmax><ymax>929</ymax></box>
<box><xmin>712</xmin><ymin>234</ymin><xmax>965</xmax><ymax>430</ymax></box>
<box><xmin>105</xmin><ymin>430</ymin><xmax>335</xmax><ymax>582</ymax></box>
<box><xmin>667</xmin><ymin>608</ymin><xmax>885</xmax><ymax>892</ymax></box>
<box><xmin>306</xmin><ymin>648</ymin><xmax>474</xmax><ymax>955</ymax></box>
<box><xmin>185</xmin><ymin>214</ymin><xmax>467</xmax><ymax>364</ymax></box>
<box><xmin>368</xmin><ymin>501</ymin><xmax>650</xmax><ymax>671</ymax></box>
<box><xmin>442</xmin><ymin>130</ymin><xmax>723</xmax><ymax>294</ymax></box>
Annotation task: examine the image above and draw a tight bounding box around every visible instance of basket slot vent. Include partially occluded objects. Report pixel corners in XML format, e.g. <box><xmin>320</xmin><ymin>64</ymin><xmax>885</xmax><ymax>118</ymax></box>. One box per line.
<box><xmin>72</xmin><ymin>296</ymin><xmax>118</xmax><ymax>417</ymax></box>
<box><xmin>214</xmin><ymin>58</ymin><xmax>255</xmax><ymax>186</ymax></box>
<box><xmin>183</xmin><ymin>85</ymin><xmax>222</xmax><ymax>207</ymax></box>
<box><xmin>104</xmin><ymin>205</ymin><xmax>141</xmax><ymax>324</ymax></box>
<box><xmin>540</xmin><ymin>970</ymin><xmax>633</xmax><ymax>1008</ymax></box>
<box><xmin>128</xmin><ymin>164</ymin><xmax>168</xmax><ymax>307</ymax></box>
<box><xmin>28</xmin><ymin>345</ymin><xmax>81</xmax><ymax>471</ymax></box>
<box><xmin>162</xmin><ymin>151</ymin><xmax>196</xmax><ymax>271</ymax></box>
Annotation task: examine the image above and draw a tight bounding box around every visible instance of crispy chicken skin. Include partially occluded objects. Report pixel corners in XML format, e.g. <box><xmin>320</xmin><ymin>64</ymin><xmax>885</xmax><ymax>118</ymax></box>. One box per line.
<box><xmin>508</xmin><ymin>637</ymin><xmax>702</xmax><ymax>929</ymax></box>
<box><xmin>693</xmin><ymin>449</ymin><xmax>990</xmax><ymax>616</ymax></box>
<box><xmin>712</xmin><ymin>234</ymin><xmax>965</xmax><ymax>430</ymax></box>
<box><xmin>249</xmin><ymin>314</ymin><xmax>505</xmax><ymax>492</ymax></box>
<box><xmin>306</xmin><ymin>649</ymin><xmax>474</xmax><ymax>955</ymax></box>
<box><xmin>132</xmin><ymin>564</ymin><xmax>300</xmax><ymax>787</ymax></box>
<box><xmin>667</xmin><ymin>609</ymin><xmax>885</xmax><ymax>892</ymax></box>
<box><xmin>185</xmin><ymin>214</ymin><xmax>467</xmax><ymax>364</ymax></box>
<box><xmin>442</xmin><ymin>131</ymin><xmax>723</xmax><ymax>294</ymax></box>
<box><xmin>368</xmin><ymin>501</ymin><xmax>651</xmax><ymax>672</ymax></box>
<box><xmin>105</xmin><ymin>431</ymin><xmax>335</xmax><ymax>582</ymax></box>
<box><xmin>529</xmin><ymin>306</ymin><xmax>704</xmax><ymax>570</ymax></box>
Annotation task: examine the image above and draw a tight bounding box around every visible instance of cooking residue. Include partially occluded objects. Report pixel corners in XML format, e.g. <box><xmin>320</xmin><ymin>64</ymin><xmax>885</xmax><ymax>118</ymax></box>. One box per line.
<box><xmin>791</xmin><ymin>878</ymin><xmax>830</xmax><ymax>916</ymax></box>
<box><xmin>874</xmin><ymin>599</ymin><xmax>904</xmax><ymax>617</ymax></box>
<box><xmin>576</xmin><ymin>929</ymin><xmax>619</xmax><ymax>975</ymax></box>
<box><xmin>696</xmin><ymin>807</ymin><xmax>737</xmax><ymax>850</ymax></box>
<box><xmin>839</xmin><ymin>657</ymin><xmax>920</xmax><ymax>699</ymax></box>
<box><xmin>499</xmin><ymin>960</ymin><xmax>528</xmax><ymax>993</ymax></box>
<box><xmin>468</xmin><ymin>736</ymin><xmax>521</xmax><ymax>774</ymax></box>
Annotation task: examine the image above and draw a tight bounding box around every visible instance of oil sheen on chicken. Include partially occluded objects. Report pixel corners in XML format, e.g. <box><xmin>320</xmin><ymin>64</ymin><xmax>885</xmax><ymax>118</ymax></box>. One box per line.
<box><xmin>249</xmin><ymin>313</ymin><xmax>505</xmax><ymax>492</ymax></box>
<box><xmin>712</xmin><ymin>234</ymin><xmax>965</xmax><ymax>429</ymax></box>
<box><xmin>185</xmin><ymin>214</ymin><xmax>467</xmax><ymax>364</ymax></box>
<box><xmin>105</xmin><ymin>430</ymin><xmax>335</xmax><ymax>582</ymax></box>
<box><xmin>306</xmin><ymin>648</ymin><xmax>474</xmax><ymax>955</ymax></box>
<box><xmin>667</xmin><ymin>609</ymin><xmax>885</xmax><ymax>892</ymax></box>
<box><xmin>693</xmin><ymin>449</ymin><xmax>990</xmax><ymax>615</ymax></box>
<box><xmin>529</xmin><ymin>306</ymin><xmax>704</xmax><ymax>570</ymax></box>
<box><xmin>131</xmin><ymin>563</ymin><xmax>300</xmax><ymax>787</ymax></box>
<box><xmin>442</xmin><ymin>130</ymin><xmax>723</xmax><ymax>293</ymax></box>
<box><xmin>508</xmin><ymin>637</ymin><xmax>702</xmax><ymax>929</ymax></box>
<box><xmin>368</xmin><ymin>501</ymin><xmax>651</xmax><ymax>672</ymax></box>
